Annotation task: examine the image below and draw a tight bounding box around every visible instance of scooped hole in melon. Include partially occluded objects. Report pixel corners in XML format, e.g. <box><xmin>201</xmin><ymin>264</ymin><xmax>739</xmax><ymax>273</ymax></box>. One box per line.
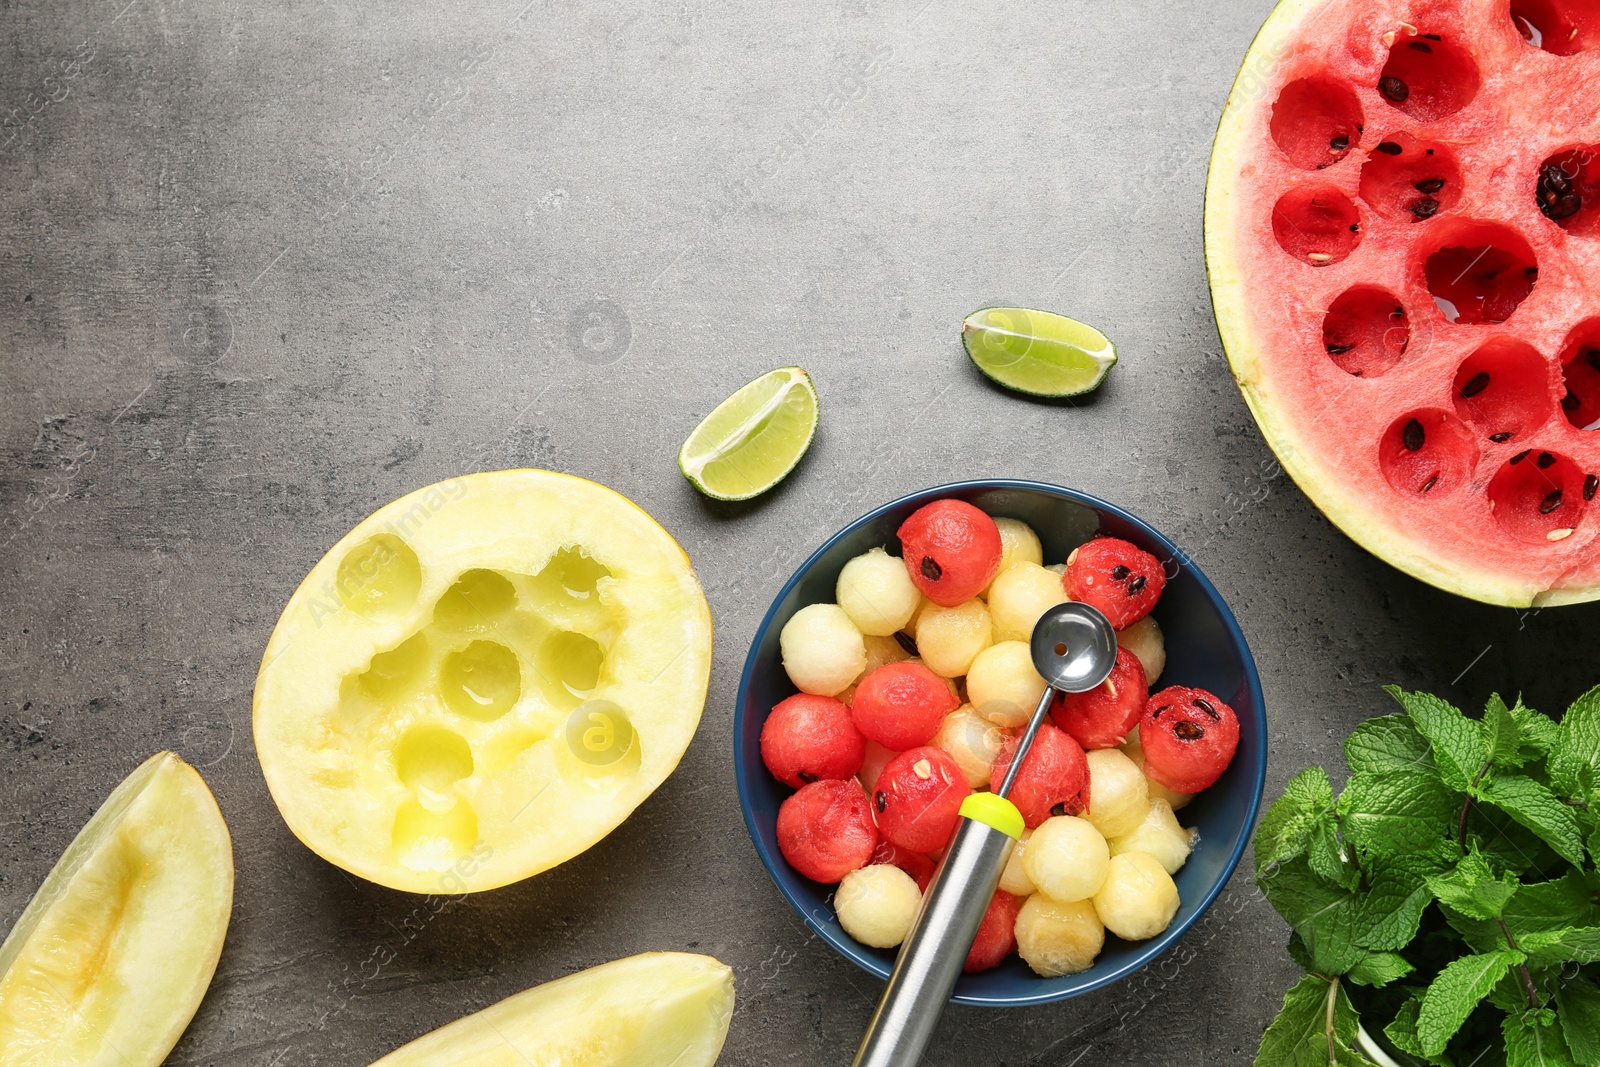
<box><xmin>1377</xmin><ymin>30</ymin><xmax>1481</xmax><ymax>122</ymax></box>
<box><xmin>1358</xmin><ymin>133</ymin><xmax>1462</xmax><ymax>223</ymax></box>
<box><xmin>1379</xmin><ymin>409</ymin><xmax>1479</xmax><ymax>497</ymax></box>
<box><xmin>1423</xmin><ymin>222</ymin><xmax>1538</xmax><ymax>324</ymax></box>
<box><xmin>1451</xmin><ymin>337</ymin><xmax>1554</xmax><ymax>440</ymax></box>
<box><xmin>1323</xmin><ymin>286</ymin><xmax>1409</xmax><ymax>377</ymax></box>
<box><xmin>433</xmin><ymin>569</ymin><xmax>518</xmax><ymax>631</ymax></box>
<box><xmin>1536</xmin><ymin>146</ymin><xmax>1600</xmax><ymax>235</ymax></box>
<box><xmin>1558</xmin><ymin>319</ymin><xmax>1600</xmax><ymax>429</ymax></box>
<box><xmin>1488</xmin><ymin>449</ymin><xmax>1588</xmax><ymax>543</ymax></box>
<box><xmin>440</xmin><ymin>640</ymin><xmax>523</xmax><ymax>722</ymax></box>
<box><xmin>336</xmin><ymin>534</ymin><xmax>422</xmax><ymax>618</ymax></box>
<box><xmin>1272</xmin><ymin>185</ymin><xmax>1363</xmax><ymax>265</ymax></box>
<box><xmin>1511</xmin><ymin>0</ymin><xmax>1600</xmax><ymax>55</ymax></box>
<box><xmin>1270</xmin><ymin>75</ymin><xmax>1364</xmax><ymax>170</ymax></box>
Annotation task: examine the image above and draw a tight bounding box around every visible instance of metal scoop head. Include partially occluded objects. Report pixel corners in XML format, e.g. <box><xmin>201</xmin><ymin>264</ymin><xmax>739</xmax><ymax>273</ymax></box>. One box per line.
<box><xmin>1029</xmin><ymin>600</ymin><xmax>1117</xmax><ymax>694</ymax></box>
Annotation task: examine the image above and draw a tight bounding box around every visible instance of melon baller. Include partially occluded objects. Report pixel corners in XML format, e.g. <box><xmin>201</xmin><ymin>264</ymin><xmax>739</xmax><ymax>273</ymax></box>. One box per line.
<box><xmin>850</xmin><ymin>600</ymin><xmax>1118</xmax><ymax>1067</ymax></box>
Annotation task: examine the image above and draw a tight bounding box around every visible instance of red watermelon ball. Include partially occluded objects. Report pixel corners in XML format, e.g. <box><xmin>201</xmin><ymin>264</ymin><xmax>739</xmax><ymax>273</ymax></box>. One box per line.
<box><xmin>776</xmin><ymin>779</ymin><xmax>878</xmax><ymax>884</ymax></box>
<box><xmin>1051</xmin><ymin>646</ymin><xmax>1149</xmax><ymax>750</ymax></box>
<box><xmin>760</xmin><ymin>693</ymin><xmax>867</xmax><ymax>788</ymax></box>
<box><xmin>870</xmin><ymin>834</ymin><xmax>938</xmax><ymax>892</ymax></box>
<box><xmin>873</xmin><ymin>746</ymin><xmax>971</xmax><ymax>853</ymax></box>
<box><xmin>897</xmin><ymin>499</ymin><xmax>1003</xmax><ymax>607</ymax></box>
<box><xmin>1063</xmin><ymin>537</ymin><xmax>1166</xmax><ymax>629</ymax></box>
<box><xmin>963</xmin><ymin>890</ymin><xmax>1021</xmax><ymax>973</ymax></box>
<box><xmin>1139</xmin><ymin>686</ymin><xmax>1240</xmax><ymax>794</ymax></box>
<box><xmin>990</xmin><ymin>723</ymin><xmax>1090</xmax><ymax>828</ymax></box>
<box><xmin>851</xmin><ymin>661</ymin><xmax>959</xmax><ymax>750</ymax></box>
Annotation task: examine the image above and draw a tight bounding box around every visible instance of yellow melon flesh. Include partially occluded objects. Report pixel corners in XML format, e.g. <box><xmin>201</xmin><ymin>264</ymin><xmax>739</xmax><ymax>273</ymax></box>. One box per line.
<box><xmin>0</xmin><ymin>752</ymin><xmax>233</xmax><ymax>1067</ymax></box>
<box><xmin>367</xmin><ymin>952</ymin><xmax>735</xmax><ymax>1067</ymax></box>
<box><xmin>252</xmin><ymin>469</ymin><xmax>714</xmax><ymax>893</ymax></box>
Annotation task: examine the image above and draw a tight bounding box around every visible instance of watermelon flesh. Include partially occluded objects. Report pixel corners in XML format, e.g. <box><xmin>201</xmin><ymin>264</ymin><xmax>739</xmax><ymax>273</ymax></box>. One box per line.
<box><xmin>1206</xmin><ymin>0</ymin><xmax>1600</xmax><ymax>606</ymax></box>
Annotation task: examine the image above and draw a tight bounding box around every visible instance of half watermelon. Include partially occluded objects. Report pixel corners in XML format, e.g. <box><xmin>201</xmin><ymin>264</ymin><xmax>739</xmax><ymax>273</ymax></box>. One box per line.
<box><xmin>1207</xmin><ymin>0</ymin><xmax>1600</xmax><ymax>607</ymax></box>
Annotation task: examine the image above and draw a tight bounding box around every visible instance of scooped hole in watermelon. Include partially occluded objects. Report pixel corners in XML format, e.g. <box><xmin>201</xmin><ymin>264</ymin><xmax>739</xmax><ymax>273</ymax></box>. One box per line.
<box><xmin>1322</xmin><ymin>286</ymin><xmax>1409</xmax><ymax>377</ymax></box>
<box><xmin>1511</xmin><ymin>0</ymin><xmax>1600</xmax><ymax>55</ymax></box>
<box><xmin>1271</xmin><ymin>185</ymin><xmax>1363</xmax><ymax>265</ymax></box>
<box><xmin>1378</xmin><ymin>408</ymin><xmax>1479</xmax><ymax>497</ymax></box>
<box><xmin>1558</xmin><ymin>320</ymin><xmax>1600</xmax><ymax>430</ymax></box>
<box><xmin>1422</xmin><ymin>222</ymin><xmax>1538</xmax><ymax>325</ymax></box>
<box><xmin>1451</xmin><ymin>337</ymin><xmax>1555</xmax><ymax>440</ymax></box>
<box><xmin>1377</xmin><ymin>30</ymin><xmax>1481</xmax><ymax>122</ymax></box>
<box><xmin>1487</xmin><ymin>449</ymin><xmax>1588</xmax><ymax>543</ymax></box>
<box><xmin>1358</xmin><ymin>133</ymin><xmax>1462</xmax><ymax>223</ymax></box>
<box><xmin>1536</xmin><ymin>146</ymin><xmax>1600</xmax><ymax>235</ymax></box>
<box><xmin>1270</xmin><ymin>75</ymin><xmax>1364</xmax><ymax>170</ymax></box>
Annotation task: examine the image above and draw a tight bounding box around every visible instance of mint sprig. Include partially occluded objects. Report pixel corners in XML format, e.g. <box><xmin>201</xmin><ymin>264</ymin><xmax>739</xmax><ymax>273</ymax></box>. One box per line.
<box><xmin>1253</xmin><ymin>685</ymin><xmax>1600</xmax><ymax>1067</ymax></box>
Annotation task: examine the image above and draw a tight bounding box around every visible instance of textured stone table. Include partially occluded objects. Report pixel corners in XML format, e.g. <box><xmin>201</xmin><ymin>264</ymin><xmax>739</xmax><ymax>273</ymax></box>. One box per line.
<box><xmin>5</xmin><ymin>0</ymin><xmax>1600</xmax><ymax>1063</ymax></box>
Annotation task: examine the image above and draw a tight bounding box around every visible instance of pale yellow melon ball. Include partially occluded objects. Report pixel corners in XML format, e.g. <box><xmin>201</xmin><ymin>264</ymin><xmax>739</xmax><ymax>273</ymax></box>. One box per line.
<box><xmin>836</xmin><ymin>864</ymin><xmax>922</xmax><ymax>948</ymax></box>
<box><xmin>1082</xmin><ymin>749</ymin><xmax>1150</xmax><ymax>839</ymax></box>
<box><xmin>999</xmin><ymin>829</ymin><xmax>1036</xmax><ymax>896</ymax></box>
<box><xmin>780</xmin><ymin>603</ymin><xmax>866</xmax><ymax>696</ymax></box>
<box><xmin>983</xmin><ymin>518</ymin><xmax>1044</xmax><ymax>597</ymax></box>
<box><xmin>987</xmin><ymin>562</ymin><xmax>1069</xmax><ymax>642</ymax></box>
<box><xmin>1015</xmin><ymin>895</ymin><xmax>1105</xmax><ymax>977</ymax></box>
<box><xmin>931</xmin><ymin>705</ymin><xmax>1007</xmax><ymax>788</ymax></box>
<box><xmin>1108</xmin><ymin>799</ymin><xmax>1196</xmax><ymax>875</ymax></box>
<box><xmin>1092</xmin><ymin>852</ymin><xmax>1180</xmax><ymax>941</ymax></box>
<box><xmin>965</xmin><ymin>640</ymin><xmax>1047</xmax><ymax>728</ymax></box>
<box><xmin>1122</xmin><ymin>727</ymin><xmax>1193</xmax><ymax>811</ymax></box>
<box><xmin>1022</xmin><ymin>815</ymin><xmax>1111</xmax><ymax>903</ymax></box>
<box><xmin>837</xmin><ymin>548</ymin><xmax>922</xmax><ymax>637</ymax></box>
<box><xmin>916</xmin><ymin>599</ymin><xmax>992</xmax><ymax>678</ymax></box>
<box><xmin>1045</xmin><ymin>562</ymin><xmax>1068</xmax><ymax>576</ymax></box>
<box><xmin>1117</xmin><ymin>615</ymin><xmax>1166</xmax><ymax>685</ymax></box>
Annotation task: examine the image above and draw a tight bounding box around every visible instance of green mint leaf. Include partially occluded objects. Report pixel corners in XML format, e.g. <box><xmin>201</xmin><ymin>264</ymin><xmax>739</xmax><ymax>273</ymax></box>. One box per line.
<box><xmin>1356</xmin><ymin>866</ymin><xmax>1435</xmax><ymax>951</ymax></box>
<box><xmin>1445</xmin><ymin>872</ymin><xmax>1600</xmax><ymax>956</ymax></box>
<box><xmin>1255</xmin><ymin>975</ymin><xmax>1372</xmax><ymax>1067</ymax></box>
<box><xmin>1310</xmin><ymin>814</ymin><xmax>1361</xmax><ymax>891</ymax></box>
<box><xmin>1346</xmin><ymin>950</ymin><xmax>1414</xmax><ymax>987</ymax></box>
<box><xmin>1511</xmin><ymin>696</ymin><xmax>1563</xmax><ymax>761</ymax></box>
<box><xmin>1256</xmin><ymin>767</ymin><xmax>1335</xmax><ymax>875</ymax></box>
<box><xmin>1486</xmin><ymin>693</ymin><xmax>1530</xmax><ymax>769</ymax></box>
<box><xmin>1556</xmin><ymin>976</ymin><xmax>1600</xmax><ymax>1067</ymax></box>
<box><xmin>1519</xmin><ymin>927</ymin><xmax>1600</xmax><ymax>968</ymax></box>
<box><xmin>1417</xmin><ymin>948</ymin><xmax>1524</xmax><ymax>1057</ymax></box>
<box><xmin>1346</xmin><ymin>713</ymin><xmax>1435</xmax><ymax>775</ymax></box>
<box><xmin>1426</xmin><ymin>847</ymin><xmax>1519</xmax><ymax>921</ymax></box>
<box><xmin>1340</xmin><ymin>768</ymin><xmax>1460</xmax><ymax>861</ymax></box>
<box><xmin>1480</xmin><ymin>774</ymin><xmax>1587</xmax><ymax>868</ymax></box>
<box><xmin>1386</xmin><ymin>685</ymin><xmax>1487</xmax><ymax>792</ymax></box>
<box><xmin>1551</xmin><ymin>685</ymin><xmax>1600</xmax><ymax>801</ymax></box>
<box><xmin>1505</xmin><ymin>1009</ymin><xmax>1581</xmax><ymax>1067</ymax></box>
<box><xmin>1258</xmin><ymin>859</ymin><xmax>1370</xmax><ymax>975</ymax></box>
<box><xmin>1383</xmin><ymin>996</ymin><xmax>1427</xmax><ymax>1059</ymax></box>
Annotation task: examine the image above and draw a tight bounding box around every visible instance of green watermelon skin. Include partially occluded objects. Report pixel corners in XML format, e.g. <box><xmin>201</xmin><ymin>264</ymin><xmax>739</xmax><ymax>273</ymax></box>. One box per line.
<box><xmin>1206</xmin><ymin>0</ymin><xmax>1600</xmax><ymax>607</ymax></box>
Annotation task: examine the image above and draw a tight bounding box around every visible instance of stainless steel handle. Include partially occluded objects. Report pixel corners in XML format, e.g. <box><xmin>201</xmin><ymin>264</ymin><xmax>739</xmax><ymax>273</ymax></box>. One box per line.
<box><xmin>848</xmin><ymin>816</ymin><xmax>1015</xmax><ymax>1067</ymax></box>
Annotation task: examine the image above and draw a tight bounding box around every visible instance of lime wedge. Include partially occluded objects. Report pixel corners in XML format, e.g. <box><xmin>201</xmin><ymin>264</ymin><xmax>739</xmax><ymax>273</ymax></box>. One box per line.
<box><xmin>962</xmin><ymin>307</ymin><xmax>1117</xmax><ymax>397</ymax></box>
<box><xmin>679</xmin><ymin>366</ymin><xmax>819</xmax><ymax>501</ymax></box>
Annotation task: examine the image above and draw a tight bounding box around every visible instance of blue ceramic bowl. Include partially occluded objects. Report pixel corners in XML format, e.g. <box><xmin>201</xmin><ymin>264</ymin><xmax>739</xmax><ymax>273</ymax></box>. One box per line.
<box><xmin>733</xmin><ymin>480</ymin><xmax>1267</xmax><ymax>1007</ymax></box>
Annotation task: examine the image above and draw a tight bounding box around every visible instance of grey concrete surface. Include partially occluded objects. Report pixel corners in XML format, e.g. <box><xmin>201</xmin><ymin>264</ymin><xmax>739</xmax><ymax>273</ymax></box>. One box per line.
<box><xmin>4</xmin><ymin>0</ymin><xmax>1600</xmax><ymax>1063</ymax></box>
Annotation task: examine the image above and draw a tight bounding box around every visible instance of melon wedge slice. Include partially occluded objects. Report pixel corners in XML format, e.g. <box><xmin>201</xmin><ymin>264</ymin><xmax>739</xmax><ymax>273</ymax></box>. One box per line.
<box><xmin>367</xmin><ymin>952</ymin><xmax>735</xmax><ymax>1067</ymax></box>
<box><xmin>0</xmin><ymin>752</ymin><xmax>234</xmax><ymax>1067</ymax></box>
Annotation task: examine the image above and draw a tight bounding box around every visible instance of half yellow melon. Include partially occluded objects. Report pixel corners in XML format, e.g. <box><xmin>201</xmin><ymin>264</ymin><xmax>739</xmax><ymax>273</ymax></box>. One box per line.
<box><xmin>0</xmin><ymin>752</ymin><xmax>233</xmax><ymax>1067</ymax></box>
<box><xmin>253</xmin><ymin>470</ymin><xmax>714</xmax><ymax>893</ymax></box>
<box><xmin>367</xmin><ymin>952</ymin><xmax>735</xmax><ymax>1067</ymax></box>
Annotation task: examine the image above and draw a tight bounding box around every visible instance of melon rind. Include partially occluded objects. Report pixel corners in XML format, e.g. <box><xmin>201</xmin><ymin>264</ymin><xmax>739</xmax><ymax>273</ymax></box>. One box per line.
<box><xmin>1205</xmin><ymin>0</ymin><xmax>1600</xmax><ymax>608</ymax></box>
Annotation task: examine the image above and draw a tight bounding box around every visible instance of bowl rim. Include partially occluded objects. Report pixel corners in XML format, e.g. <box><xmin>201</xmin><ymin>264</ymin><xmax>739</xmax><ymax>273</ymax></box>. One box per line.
<box><xmin>733</xmin><ymin>478</ymin><xmax>1268</xmax><ymax>1007</ymax></box>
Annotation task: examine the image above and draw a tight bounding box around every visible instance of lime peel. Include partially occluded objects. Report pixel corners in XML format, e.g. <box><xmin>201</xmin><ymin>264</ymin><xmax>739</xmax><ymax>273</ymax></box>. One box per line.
<box><xmin>679</xmin><ymin>366</ymin><xmax>819</xmax><ymax>501</ymax></box>
<box><xmin>962</xmin><ymin>307</ymin><xmax>1117</xmax><ymax>398</ymax></box>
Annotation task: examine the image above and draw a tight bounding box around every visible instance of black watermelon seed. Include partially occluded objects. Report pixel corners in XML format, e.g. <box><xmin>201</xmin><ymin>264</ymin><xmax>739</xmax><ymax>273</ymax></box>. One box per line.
<box><xmin>1403</xmin><ymin>418</ymin><xmax>1425</xmax><ymax>451</ymax></box>
<box><xmin>1490</xmin><ymin>432</ymin><xmax>1515</xmax><ymax>443</ymax></box>
<box><xmin>1126</xmin><ymin>575</ymin><xmax>1148</xmax><ymax>595</ymax></box>
<box><xmin>1586</xmin><ymin>348</ymin><xmax>1600</xmax><ymax>372</ymax></box>
<box><xmin>1541</xmin><ymin>489</ymin><xmax>1564</xmax><ymax>514</ymax></box>
<box><xmin>1422</xmin><ymin>32</ymin><xmax>1441</xmax><ymax>40</ymax></box>
<box><xmin>1415</xmin><ymin>177</ymin><xmax>1446</xmax><ymax>194</ymax></box>
<box><xmin>1349</xmin><ymin>223</ymin><xmax>1361</xmax><ymax>233</ymax></box>
<box><xmin>1538</xmin><ymin>451</ymin><xmax>1557</xmax><ymax>469</ymax></box>
<box><xmin>1460</xmin><ymin>371</ymin><xmax>1490</xmax><ymax>398</ymax></box>
<box><xmin>1547</xmin><ymin>195</ymin><xmax>1582</xmax><ymax>221</ymax></box>
<box><xmin>1174</xmin><ymin>721</ymin><xmax>1205</xmax><ymax>741</ymax></box>
<box><xmin>1586</xmin><ymin>474</ymin><xmax>1598</xmax><ymax>501</ymax></box>
<box><xmin>1409</xmin><ymin>40</ymin><xmax>1433</xmax><ymax>51</ymax></box>
<box><xmin>1511</xmin><ymin>450</ymin><xmax>1531</xmax><ymax>466</ymax></box>
<box><xmin>1411</xmin><ymin>198</ymin><xmax>1441</xmax><ymax>220</ymax></box>
<box><xmin>1425</xmin><ymin>148</ymin><xmax>1434</xmax><ymax>156</ymax></box>
<box><xmin>1327</xmin><ymin>343</ymin><xmax>1354</xmax><ymax>355</ymax></box>
<box><xmin>1110</xmin><ymin>565</ymin><xmax>1130</xmax><ymax>580</ymax></box>
<box><xmin>1330</xmin><ymin>135</ymin><xmax>1350</xmax><ymax>151</ymax></box>
<box><xmin>1379</xmin><ymin>77</ymin><xmax>1410</xmax><ymax>102</ymax></box>
<box><xmin>874</xmin><ymin>790</ymin><xmax>888</xmax><ymax>812</ymax></box>
<box><xmin>894</xmin><ymin>630</ymin><xmax>919</xmax><ymax>657</ymax></box>
<box><xmin>1541</xmin><ymin>164</ymin><xmax>1573</xmax><ymax>196</ymax></box>
<box><xmin>797</xmin><ymin>771</ymin><xmax>818</xmax><ymax>783</ymax></box>
<box><xmin>1563</xmin><ymin>391</ymin><xmax>1581</xmax><ymax>412</ymax></box>
<box><xmin>1421</xmin><ymin>473</ymin><xmax>1440</xmax><ymax>493</ymax></box>
<box><xmin>1376</xmin><ymin>141</ymin><xmax>1403</xmax><ymax>156</ymax></box>
<box><xmin>920</xmin><ymin>555</ymin><xmax>942</xmax><ymax>581</ymax></box>
<box><xmin>1392</xmin><ymin>306</ymin><xmax>1405</xmax><ymax>318</ymax></box>
<box><xmin>1193</xmin><ymin>697</ymin><xmax>1219</xmax><ymax>719</ymax></box>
